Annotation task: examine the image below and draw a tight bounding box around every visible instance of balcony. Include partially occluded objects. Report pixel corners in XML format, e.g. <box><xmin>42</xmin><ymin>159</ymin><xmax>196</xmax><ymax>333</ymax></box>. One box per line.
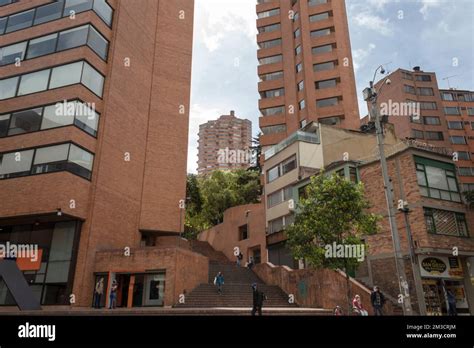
<box><xmin>265</xmin><ymin>130</ymin><xmax>320</xmax><ymax>160</ymax></box>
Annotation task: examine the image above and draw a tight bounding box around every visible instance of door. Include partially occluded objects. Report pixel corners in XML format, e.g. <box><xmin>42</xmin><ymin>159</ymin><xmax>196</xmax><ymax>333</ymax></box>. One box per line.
<box><xmin>252</xmin><ymin>247</ymin><xmax>261</xmax><ymax>264</ymax></box>
<box><xmin>143</xmin><ymin>273</ymin><xmax>165</xmax><ymax>306</ymax></box>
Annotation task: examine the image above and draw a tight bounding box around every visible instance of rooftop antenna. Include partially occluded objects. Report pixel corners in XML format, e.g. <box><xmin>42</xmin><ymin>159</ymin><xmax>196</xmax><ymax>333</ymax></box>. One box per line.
<box><xmin>442</xmin><ymin>75</ymin><xmax>459</xmax><ymax>89</ymax></box>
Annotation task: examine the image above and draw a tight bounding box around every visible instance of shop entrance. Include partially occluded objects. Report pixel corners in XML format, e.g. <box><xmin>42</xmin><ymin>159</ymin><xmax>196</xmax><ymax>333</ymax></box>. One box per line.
<box><xmin>422</xmin><ymin>278</ymin><xmax>468</xmax><ymax>315</ymax></box>
<box><xmin>116</xmin><ymin>274</ymin><xmax>130</xmax><ymax>308</ymax></box>
<box><xmin>98</xmin><ymin>271</ymin><xmax>166</xmax><ymax>308</ymax></box>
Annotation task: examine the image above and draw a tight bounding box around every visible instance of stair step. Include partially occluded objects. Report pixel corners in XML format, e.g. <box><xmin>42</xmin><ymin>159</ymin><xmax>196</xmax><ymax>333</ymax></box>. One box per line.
<box><xmin>180</xmin><ymin>242</ymin><xmax>297</xmax><ymax>309</ymax></box>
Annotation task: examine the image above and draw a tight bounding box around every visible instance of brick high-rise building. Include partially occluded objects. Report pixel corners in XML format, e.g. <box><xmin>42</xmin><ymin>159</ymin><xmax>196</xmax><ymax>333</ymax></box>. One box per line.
<box><xmin>365</xmin><ymin>67</ymin><xmax>474</xmax><ymax>191</ymax></box>
<box><xmin>256</xmin><ymin>0</ymin><xmax>360</xmax><ymax>151</ymax></box>
<box><xmin>0</xmin><ymin>0</ymin><xmax>198</xmax><ymax>308</ymax></box>
<box><xmin>197</xmin><ymin>111</ymin><xmax>252</xmax><ymax>176</ymax></box>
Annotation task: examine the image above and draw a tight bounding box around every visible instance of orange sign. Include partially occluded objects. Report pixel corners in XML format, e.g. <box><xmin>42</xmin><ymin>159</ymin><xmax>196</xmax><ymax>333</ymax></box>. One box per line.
<box><xmin>16</xmin><ymin>249</ymin><xmax>43</xmax><ymax>271</ymax></box>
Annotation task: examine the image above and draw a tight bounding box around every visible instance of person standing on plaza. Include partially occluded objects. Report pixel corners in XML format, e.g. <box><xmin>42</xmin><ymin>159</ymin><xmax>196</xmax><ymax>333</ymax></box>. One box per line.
<box><xmin>93</xmin><ymin>277</ymin><xmax>104</xmax><ymax>309</ymax></box>
<box><xmin>109</xmin><ymin>280</ymin><xmax>118</xmax><ymax>309</ymax></box>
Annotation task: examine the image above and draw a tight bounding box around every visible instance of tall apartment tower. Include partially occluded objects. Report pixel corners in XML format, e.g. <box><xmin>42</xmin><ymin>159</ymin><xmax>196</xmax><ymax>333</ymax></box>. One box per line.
<box><xmin>0</xmin><ymin>0</ymin><xmax>194</xmax><ymax>308</ymax></box>
<box><xmin>197</xmin><ymin>111</ymin><xmax>252</xmax><ymax>176</ymax></box>
<box><xmin>367</xmin><ymin>67</ymin><xmax>474</xmax><ymax>191</ymax></box>
<box><xmin>256</xmin><ymin>0</ymin><xmax>360</xmax><ymax>150</ymax></box>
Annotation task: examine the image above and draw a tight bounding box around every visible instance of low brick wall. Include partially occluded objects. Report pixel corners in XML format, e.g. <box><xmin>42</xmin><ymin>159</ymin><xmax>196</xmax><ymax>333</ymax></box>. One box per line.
<box><xmin>253</xmin><ymin>262</ymin><xmax>399</xmax><ymax>315</ymax></box>
<box><xmin>94</xmin><ymin>247</ymin><xmax>208</xmax><ymax>307</ymax></box>
<box><xmin>198</xmin><ymin>203</ymin><xmax>267</xmax><ymax>264</ymax></box>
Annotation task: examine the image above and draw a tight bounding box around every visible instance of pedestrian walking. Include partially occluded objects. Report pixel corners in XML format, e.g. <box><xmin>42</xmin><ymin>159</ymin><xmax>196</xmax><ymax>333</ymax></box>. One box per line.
<box><xmin>447</xmin><ymin>289</ymin><xmax>457</xmax><ymax>316</ymax></box>
<box><xmin>251</xmin><ymin>283</ymin><xmax>266</xmax><ymax>316</ymax></box>
<box><xmin>247</xmin><ymin>256</ymin><xmax>254</xmax><ymax>270</ymax></box>
<box><xmin>370</xmin><ymin>286</ymin><xmax>386</xmax><ymax>316</ymax></box>
<box><xmin>93</xmin><ymin>277</ymin><xmax>104</xmax><ymax>309</ymax></box>
<box><xmin>109</xmin><ymin>280</ymin><xmax>118</xmax><ymax>309</ymax></box>
<box><xmin>236</xmin><ymin>252</ymin><xmax>243</xmax><ymax>267</ymax></box>
<box><xmin>352</xmin><ymin>294</ymin><xmax>368</xmax><ymax>316</ymax></box>
<box><xmin>214</xmin><ymin>272</ymin><xmax>224</xmax><ymax>294</ymax></box>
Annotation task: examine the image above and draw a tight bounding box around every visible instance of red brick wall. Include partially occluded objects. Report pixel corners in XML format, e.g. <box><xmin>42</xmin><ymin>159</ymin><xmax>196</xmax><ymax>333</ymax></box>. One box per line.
<box><xmin>256</xmin><ymin>0</ymin><xmax>360</xmax><ymax>148</ymax></box>
<box><xmin>94</xmin><ymin>246</ymin><xmax>208</xmax><ymax>306</ymax></box>
<box><xmin>254</xmin><ymin>263</ymin><xmax>398</xmax><ymax>315</ymax></box>
<box><xmin>358</xmin><ymin>148</ymin><xmax>474</xmax><ymax>313</ymax></box>
<box><xmin>360</xmin><ymin>149</ymin><xmax>474</xmax><ymax>255</ymax></box>
<box><xmin>198</xmin><ymin>203</ymin><xmax>267</xmax><ymax>264</ymax></box>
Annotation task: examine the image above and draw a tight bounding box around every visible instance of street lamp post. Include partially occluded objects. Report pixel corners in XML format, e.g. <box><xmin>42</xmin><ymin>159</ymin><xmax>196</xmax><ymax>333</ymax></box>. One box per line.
<box><xmin>363</xmin><ymin>66</ymin><xmax>413</xmax><ymax>315</ymax></box>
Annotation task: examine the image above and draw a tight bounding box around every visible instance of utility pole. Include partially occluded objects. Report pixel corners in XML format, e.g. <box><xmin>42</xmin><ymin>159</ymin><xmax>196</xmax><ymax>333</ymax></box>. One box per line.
<box><xmin>401</xmin><ymin>205</ymin><xmax>427</xmax><ymax>315</ymax></box>
<box><xmin>363</xmin><ymin>67</ymin><xmax>413</xmax><ymax>315</ymax></box>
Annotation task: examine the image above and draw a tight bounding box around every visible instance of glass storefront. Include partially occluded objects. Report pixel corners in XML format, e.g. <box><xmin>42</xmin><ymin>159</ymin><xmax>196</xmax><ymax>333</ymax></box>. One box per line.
<box><xmin>0</xmin><ymin>220</ymin><xmax>79</xmax><ymax>305</ymax></box>
<box><xmin>419</xmin><ymin>255</ymin><xmax>469</xmax><ymax>315</ymax></box>
<box><xmin>101</xmin><ymin>272</ymin><xmax>166</xmax><ymax>308</ymax></box>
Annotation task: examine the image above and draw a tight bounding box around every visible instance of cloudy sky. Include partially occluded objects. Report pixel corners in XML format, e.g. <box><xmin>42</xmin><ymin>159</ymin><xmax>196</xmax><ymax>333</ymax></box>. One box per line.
<box><xmin>187</xmin><ymin>0</ymin><xmax>474</xmax><ymax>173</ymax></box>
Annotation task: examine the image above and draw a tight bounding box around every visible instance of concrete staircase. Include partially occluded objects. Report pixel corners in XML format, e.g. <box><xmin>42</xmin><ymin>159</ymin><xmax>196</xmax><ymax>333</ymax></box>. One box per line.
<box><xmin>177</xmin><ymin>241</ymin><xmax>296</xmax><ymax>309</ymax></box>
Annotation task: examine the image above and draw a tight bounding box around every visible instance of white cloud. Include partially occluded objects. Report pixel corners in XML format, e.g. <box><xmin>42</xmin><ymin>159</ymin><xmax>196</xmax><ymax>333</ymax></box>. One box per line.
<box><xmin>366</xmin><ymin>0</ymin><xmax>391</xmax><ymax>11</ymax></box>
<box><xmin>353</xmin><ymin>43</ymin><xmax>377</xmax><ymax>72</ymax></box>
<box><xmin>196</xmin><ymin>0</ymin><xmax>257</xmax><ymax>52</ymax></box>
<box><xmin>353</xmin><ymin>12</ymin><xmax>393</xmax><ymax>36</ymax></box>
<box><xmin>419</xmin><ymin>0</ymin><xmax>442</xmax><ymax>20</ymax></box>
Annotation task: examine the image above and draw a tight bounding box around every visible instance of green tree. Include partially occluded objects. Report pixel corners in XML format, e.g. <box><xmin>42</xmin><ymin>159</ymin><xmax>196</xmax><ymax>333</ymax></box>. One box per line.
<box><xmin>184</xmin><ymin>170</ymin><xmax>262</xmax><ymax>238</ymax></box>
<box><xmin>234</xmin><ymin>169</ymin><xmax>262</xmax><ymax>204</ymax></box>
<box><xmin>199</xmin><ymin>170</ymin><xmax>241</xmax><ymax>225</ymax></box>
<box><xmin>183</xmin><ymin>174</ymin><xmax>206</xmax><ymax>239</ymax></box>
<box><xmin>285</xmin><ymin>172</ymin><xmax>380</xmax><ymax>313</ymax></box>
<box><xmin>185</xmin><ymin>174</ymin><xmax>202</xmax><ymax>215</ymax></box>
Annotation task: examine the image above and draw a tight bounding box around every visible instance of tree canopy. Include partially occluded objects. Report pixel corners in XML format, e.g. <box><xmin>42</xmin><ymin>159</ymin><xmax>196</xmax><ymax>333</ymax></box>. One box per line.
<box><xmin>285</xmin><ymin>172</ymin><xmax>381</xmax><ymax>312</ymax></box>
<box><xmin>184</xmin><ymin>169</ymin><xmax>262</xmax><ymax>239</ymax></box>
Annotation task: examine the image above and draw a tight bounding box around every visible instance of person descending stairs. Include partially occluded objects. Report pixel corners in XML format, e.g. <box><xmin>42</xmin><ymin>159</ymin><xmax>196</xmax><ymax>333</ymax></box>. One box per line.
<box><xmin>175</xmin><ymin>241</ymin><xmax>297</xmax><ymax>308</ymax></box>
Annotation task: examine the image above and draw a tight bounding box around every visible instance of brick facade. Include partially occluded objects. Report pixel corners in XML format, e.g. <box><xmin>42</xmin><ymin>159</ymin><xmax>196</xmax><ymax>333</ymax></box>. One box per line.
<box><xmin>198</xmin><ymin>203</ymin><xmax>267</xmax><ymax>265</ymax></box>
<box><xmin>253</xmin><ymin>262</ymin><xmax>398</xmax><ymax>315</ymax></box>
<box><xmin>94</xmin><ymin>246</ymin><xmax>209</xmax><ymax>307</ymax></box>
<box><xmin>358</xmin><ymin>147</ymin><xmax>474</xmax><ymax>314</ymax></box>
<box><xmin>0</xmin><ymin>0</ymin><xmax>194</xmax><ymax>308</ymax></box>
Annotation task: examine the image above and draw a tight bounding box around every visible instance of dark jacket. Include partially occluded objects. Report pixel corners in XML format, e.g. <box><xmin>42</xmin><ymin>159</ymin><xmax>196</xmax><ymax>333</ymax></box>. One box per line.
<box><xmin>371</xmin><ymin>291</ymin><xmax>386</xmax><ymax>307</ymax></box>
<box><xmin>253</xmin><ymin>289</ymin><xmax>266</xmax><ymax>306</ymax></box>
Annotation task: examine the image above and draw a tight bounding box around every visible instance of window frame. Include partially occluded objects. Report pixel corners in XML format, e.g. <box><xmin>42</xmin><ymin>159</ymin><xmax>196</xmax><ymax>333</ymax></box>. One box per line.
<box><xmin>415</xmin><ymin>156</ymin><xmax>461</xmax><ymax>202</ymax></box>
<box><xmin>0</xmin><ymin>0</ymin><xmax>113</xmax><ymax>36</ymax></box>
<box><xmin>0</xmin><ymin>99</ymin><xmax>100</xmax><ymax>139</ymax></box>
<box><xmin>0</xmin><ymin>142</ymin><xmax>94</xmax><ymax>181</ymax></box>
<box><xmin>266</xmin><ymin>155</ymin><xmax>297</xmax><ymax>183</ymax></box>
<box><xmin>0</xmin><ymin>60</ymin><xmax>106</xmax><ymax>100</ymax></box>
<box><xmin>0</xmin><ymin>24</ymin><xmax>109</xmax><ymax>67</ymax></box>
<box><xmin>424</xmin><ymin>208</ymin><xmax>469</xmax><ymax>237</ymax></box>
